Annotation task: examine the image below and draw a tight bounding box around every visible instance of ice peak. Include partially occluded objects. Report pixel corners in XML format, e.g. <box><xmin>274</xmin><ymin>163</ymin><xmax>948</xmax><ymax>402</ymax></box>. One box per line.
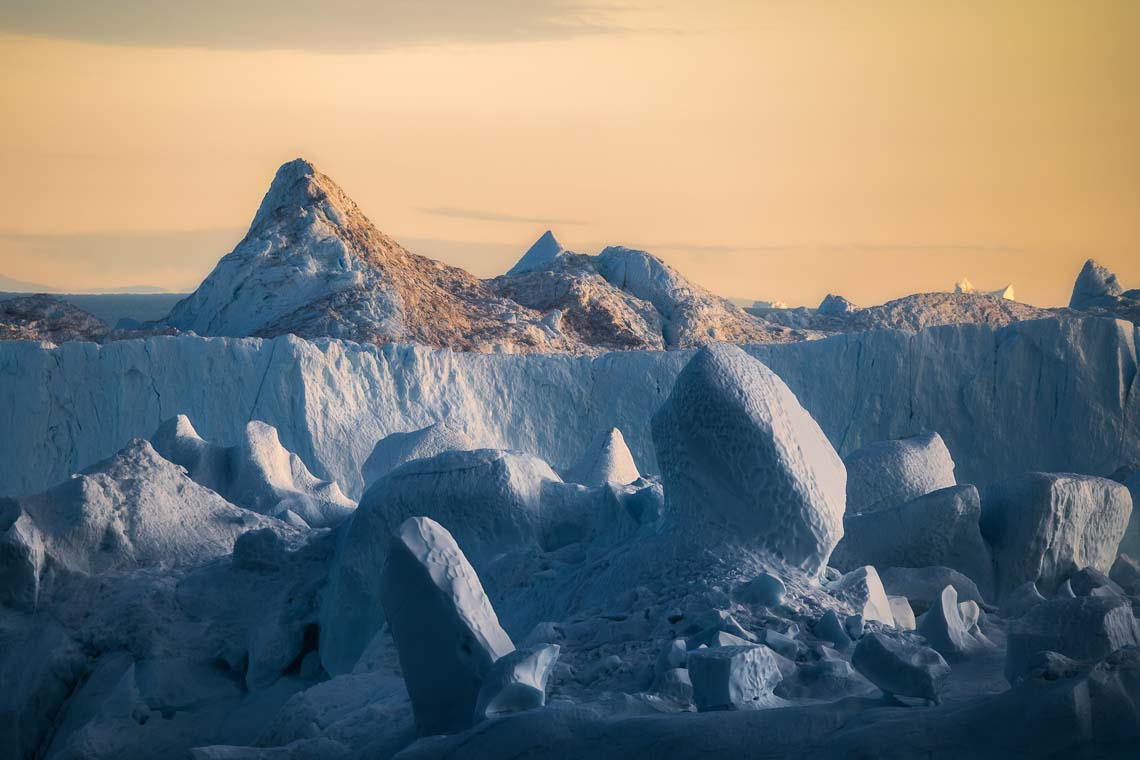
<box><xmin>508</xmin><ymin>230</ymin><xmax>565</xmax><ymax>275</ymax></box>
<box><xmin>251</xmin><ymin>157</ymin><xmax>360</xmax><ymax>231</ymax></box>
<box><xmin>1070</xmin><ymin>258</ymin><xmax>1123</xmax><ymax>309</ymax></box>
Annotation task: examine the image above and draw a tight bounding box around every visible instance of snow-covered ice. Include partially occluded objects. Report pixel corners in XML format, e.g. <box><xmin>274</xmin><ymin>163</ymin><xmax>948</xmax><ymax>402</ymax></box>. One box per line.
<box><xmin>851</xmin><ymin>632</ymin><xmax>950</xmax><ymax>703</ymax></box>
<box><xmin>980</xmin><ymin>472</ymin><xmax>1132</xmax><ymax>599</ymax></box>
<box><xmin>651</xmin><ymin>343</ymin><xmax>845</xmax><ymax>576</ymax></box>
<box><xmin>152</xmin><ymin>415</ymin><xmax>355</xmax><ymax>528</ymax></box>
<box><xmin>844</xmin><ymin>432</ymin><xmax>957</xmax><ymax>514</ymax></box>
<box><xmin>379</xmin><ymin>516</ymin><xmax>515</xmax><ymax>736</ymax></box>
<box><xmin>360</xmin><ymin>422</ymin><xmax>477</xmax><ymax>490</ymax></box>
<box><xmin>831</xmin><ymin>484</ymin><xmax>993</xmax><ymax>597</ymax></box>
<box><xmin>562</xmin><ymin>427</ymin><xmax>640</xmax><ymax>487</ymax></box>
<box><xmin>1</xmin><ymin>238</ymin><xmax>1139</xmax><ymax>758</ymax></box>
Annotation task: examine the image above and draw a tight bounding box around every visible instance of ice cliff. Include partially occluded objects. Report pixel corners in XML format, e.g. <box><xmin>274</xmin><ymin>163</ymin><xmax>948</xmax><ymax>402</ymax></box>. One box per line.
<box><xmin>0</xmin><ymin>315</ymin><xmax>1136</xmax><ymax>501</ymax></box>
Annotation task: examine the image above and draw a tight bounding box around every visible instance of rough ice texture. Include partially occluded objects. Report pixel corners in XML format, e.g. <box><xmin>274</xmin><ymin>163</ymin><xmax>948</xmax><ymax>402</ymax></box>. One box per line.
<box><xmin>844</xmin><ymin>432</ymin><xmax>957</xmax><ymax>514</ymax></box>
<box><xmin>380</xmin><ymin>517</ymin><xmax>515</xmax><ymax>736</ymax></box>
<box><xmin>687</xmin><ymin>645</ymin><xmax>783</xmax><ymax>712</ymax></box>
<box><xmin>163</xmin><ymin>160</ymin><xmax>580</xmax><ymax>354</ymax></box>
<box><xmin>826</xmin><ymin>566</ymin><xmax>895</xmax><ymax>626</ymax></box>
<box><xmin>651</xmin><ymin>344</ymin><xmax>846</xmax><ymax>576</ymax></box>
<box><xmin>474</xmin><ymin>644</ymin><xmax>559</xmax><ymax>721</ymax></box>
<box><xmin>1071</xmin><ymin>259</ymin><xmax>1124</xmax><ymax>309</ymax></box>
<box><xmin>152</xmin><ymin>415</ymin><xmax>355</xmax><ymax>529</ymax></box>
<box><xmin>1068</xmin><ymin>259</ymin><xmax>1140</xmax><ymax>323</ymax></box>
<box><xmin>1</xmin><ymin>316</ymin><xmax>1137</xmax><ymax>504</ymax></box>
<box><xmin>1115</xmin><ymin>468</ymin><xmax>1140</xmax><ymax>560</ymax></box>
<box><xmin>817</xmin><ymin>293</ymin><xmax>856</xmax><ymax>316</ymax></box>
<box><xmin>758</xmin><ymin>291</ymin><xmax>1057</xmax><ymax>335</ymax></box>
<box><xmin>563</xmin><ymin>428</ymin><xmax>640</xmax><ymax>487</ymax></box>
<box><xmin>916</xmin><ymin>585</ymin><xmax>980</xmax><ymax>659</ymax></box>
<box><xmin>980</xmin><ymin>473</ymin><xmax>1133</xmax><ymax>600</ymax></box>
<box><xmin>0</xmin><ymin>294</ymin><xmax>108</xmax><ymax>343</ymax></box>
<box><xmin>1004</xmin><ymin>596</ymin><xmax>1140</xmax><ymax>682</ymax></box>
<box><xmin>360</xmin><ymin>422</ymin><xmax>476</xmax><ymax>490</ymax></box>
<box><xmin>321</xmin><ymin>449</ymin><xmax>561</xmax><ymax>675</ymax></box>
<box><xmin>492</xmin><ymin>238</ymin><xmax>804</xmax><ymax>351</ymax></box>
<box><xmin>0</xmin><ymin>439</ymin><xmax>294</xmax><ymax>609</ymax></box>
<box><xmin>391</xmin><ymin>648</ymin><xmax>1140</xmax><ymax>758</ymax></box>
<box><xmin>851</xmin><ymin>633</ymin><xmax>950</xmax><ymax>702</ymax></box>
<box><xmin>879</xmin><ymin>566</ymin><xmax>986</xmax><ymax>612</ymax></box>
<box><xmin>831</xmin><ymin>485</ymin><xmax>994</xmax><ymax>597</ymax></box>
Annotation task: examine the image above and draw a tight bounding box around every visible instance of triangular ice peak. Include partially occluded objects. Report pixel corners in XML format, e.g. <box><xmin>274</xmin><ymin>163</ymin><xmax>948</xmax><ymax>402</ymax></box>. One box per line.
<box><xmin>1070</xmin><ymin>258</ymin><xmax>1123</xmax><ymax>309</ymax></box>
<box><xmin>508</xmin><ymin>230</ymin><xmax>566</xmax><ymax>276</ymax></box>
<box><xmin>249</xmin><ymin>158</ymin><xmax>366</xmax><ymax>233</ymax></box>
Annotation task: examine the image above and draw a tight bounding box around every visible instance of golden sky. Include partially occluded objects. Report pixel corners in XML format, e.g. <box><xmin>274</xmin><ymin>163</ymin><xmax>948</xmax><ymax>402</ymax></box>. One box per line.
<box><xmin>0</xmin><ymin>0</ymin><xmax>1136</xmax><ymax>306</ymax></box>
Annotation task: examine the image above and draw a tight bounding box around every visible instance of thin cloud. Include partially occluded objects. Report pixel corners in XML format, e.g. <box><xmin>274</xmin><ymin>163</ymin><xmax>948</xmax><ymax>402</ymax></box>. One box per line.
<box><xmin>0</xmin><ymin>1</ymin><xmax>628</xmax><ymax>52</ymax></box>
<box><xmin>644</xmin><ymin>242</ymin><xmax>1029</xmax><ymax>256</ymax></box>
<box><xmin>421</xmin><ymin>207</ymin><xmax>585</xmax><ymax>226</ymax></box>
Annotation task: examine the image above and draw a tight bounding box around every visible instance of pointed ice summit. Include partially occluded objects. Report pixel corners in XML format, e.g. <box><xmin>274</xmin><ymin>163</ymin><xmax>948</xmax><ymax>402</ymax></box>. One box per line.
<box><xmin>563</xmin><ymin>427</ymin><xmax>640</xmax><ymax>487</ymax></box>
<box><xmin>508</xmin><ymin>230</ymin><xmax>565</xmax><ymax>276</ymax></box>
<box><xmin>1070</xmin><ymin>259</ymin><xmax>1124</xmax><ymax>309</ymax></box>
<box><xmin>163</xmin><ymin>159</ymin><xmax>579</xmax><ymax>353</ymax></box>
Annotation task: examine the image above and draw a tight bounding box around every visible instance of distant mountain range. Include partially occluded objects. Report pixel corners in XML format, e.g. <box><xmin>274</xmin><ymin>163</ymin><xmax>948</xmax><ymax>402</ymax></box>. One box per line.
<box><xmin>0</xmin><ymin>274</ymin><xmax>172</xmax><ymax>295</ymax></box>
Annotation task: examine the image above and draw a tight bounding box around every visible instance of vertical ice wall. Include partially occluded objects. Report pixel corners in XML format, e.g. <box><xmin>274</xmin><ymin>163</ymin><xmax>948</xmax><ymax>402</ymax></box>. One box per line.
<box><xmin>0</xmin><ymin>317</ymin><xmax>1135</xmax><ymax>500</ymax></box>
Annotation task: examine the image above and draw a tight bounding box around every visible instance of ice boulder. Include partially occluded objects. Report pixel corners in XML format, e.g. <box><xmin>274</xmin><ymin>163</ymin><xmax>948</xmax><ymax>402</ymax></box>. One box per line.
<box><xmin>844</xmin><ymin>432</ymin><xmax>956</xmax><ymax>514</ymax></box>
<box><xmin>851</xmin><ymin>633</ymin><xmax>950</xmax><ymax>703</ymax></box>
<box><xmin>1001</xmin><ymin>581</ymin><xmax>1047</xmax><ymax>618</ymax></box>
<box><xmin>830</xmin><ymin>485</ymin><xmax>993</xmax><ymax>596</ymax></box>
<box><xmin>1066</xmin><ymin>567</ymin><xmax>1124</xmax><ymax>598</ymax></box>
<box><xmin>321</xmin><ymin>448</ymin><xmax>566</xmax><ymax>675</ymax></box>
<box><xmin>980</xmin><ymin>473</ymin><xmax>1132</xmax><ymax>599</ymax></box>
<box><xmin>379</xmin><ymin>517</ymin><xmax>515</xmax><ymax>736</ymax></box>
<box><xmin>1005</xmin><ymin>596</ymin><xmax>1140</xmax><ymax>682</ymax></box>
<box><xmin>1113</xmin><ymin>468</ymin><xmax>1140</xmax><ymax>560</ymax></box>
<box><xmin>734</xmin><ymin>572</ymin><xmax>787</xmax><ymax>608</ymax></box>
<box><xmin>879</xmin><ymin>566</ymin><xmax>986</xmax><ymax>613</ymax></box>
<box><xmin>151</xmin><ymin>416</ymin><xmax>355</xmax><ymax>529</ymax></box>
<box><xmin>1110</xmin><ymin>554</ymin><xmax>1140</xmax><ymax>595</ymax></box>
<box><xmin>474</xmin><ymin>644</ymin><xmax>559</xmax><ymax>721</ymax></box>
<box><xmin>815</xmin><ymin>610</ymin><xmax>852</xmax><ymax>649</ymax></box>
<box><xmin>687</xmin><ymin>645</ymin><xmax>783</xmax><ymax>711</ymax></box>
<box><xmin>651</xmin><ymin>344</ymin><xmax>845</xmax><ymax>576</ymax></box>
<box><xmin>889</xmin><ymin>597</ymin><xmax>916</xmax><ymax>631</ymax></box>
<box><xmin>232</xmin><ymin>528</ymin><xmax>286</xmax><ymax>572</ymax></box>
<box><xmin>562</xmin><ymin>428</ymin><xmax>640</xmax><ymax>487</ymax></box>
<box><xmin>0</xmin><ymin>501</ymin><xmax>44</xmax><ymax>611</ymax></box>
<box><xmin>826</xmin><ymin>566</ymin><xmax>895</xmax><ymax>626</ymax></box>
<box><xmin>916</xmin><ymin>586</ymin><xmax>987</xmax><ymax>659</ymax></box>
<box><xmin>356</xmin><ymin>449</ymin><xmax>560</xmax><ymax>566</ymax></box>
<box><xmin>0</xmin><ymin>440</ymin><xmax>294</xmax><ymax>608</ymax></box>
<box><xmin>360</xmin><ymin>422</ymin><xmax>476</xmax><ymax>490</ymax></box>
<box><xmin>774</xmin><ymin>657</ymin><xmax>877</xmax><ymax>700</ymax></box>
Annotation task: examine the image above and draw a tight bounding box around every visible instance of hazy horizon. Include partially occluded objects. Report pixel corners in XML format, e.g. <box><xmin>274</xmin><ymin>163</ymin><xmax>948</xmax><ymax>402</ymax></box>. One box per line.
<box><xmin>1</xmin><ymin>1</ymin><xmax>1137</xmax><ymax>307</ymax></box>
